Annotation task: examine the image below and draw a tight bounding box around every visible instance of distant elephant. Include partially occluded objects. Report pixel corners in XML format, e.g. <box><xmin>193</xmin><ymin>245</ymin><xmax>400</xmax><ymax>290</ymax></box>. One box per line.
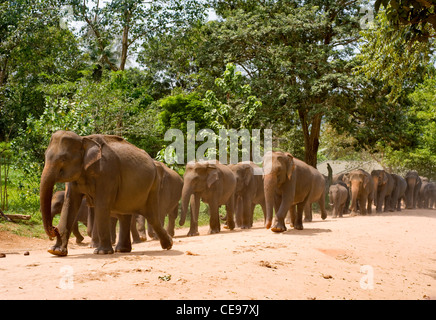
<box><xmin>329</xmin><ymin>182</ymin><xmax>349</xmax><ymax>218</ymax></box>
<box><xmin>348</xmin><ymin>169</ymin><xmax>374</xmax><ymax>215</ymax></box>
<box><xmin>420</xmin><ymin>181</ymin><xmax>436</xmax><ymax>209</ymax></box>
<box><xmin>180</xmin><ymin>160</ymin><xmax>236</xmax><ymax>236</ymax></box>
<box><xmin>390</xmin><ymin>174</ymin><xmax>407</xmax><ymax>211</ymax></box>
<box><xmin>228</xmin><ymin>161</ymin><xmax>266</xmax><ymax>229</ymax></box>
<box><xmin>263</xmin><ymin>151</ymin><xmax>327</xmax><ymax>232</ymax></box>
<box><xmin>40</xmin><ymin>130</ymin><xmax>172</xmax><ymax>256</ymax></box>
<box><xmin>51</xmin><ymin>191</ymin><xmax>89</xmax><ymax>244</ymax></box>
<box><xmin>138</xmin><ymin>160</ymin><xmax>183</xmax><ymax>238</ymax></box>
<box><xmin>404</xmin><ymin>171</ymin><xmax>422</xmax><ymax>209</ymax></box>
<box><xmin>371</xmin><ymin>170</ymin><xmax>395</xmax><ymax>213</ymax></box>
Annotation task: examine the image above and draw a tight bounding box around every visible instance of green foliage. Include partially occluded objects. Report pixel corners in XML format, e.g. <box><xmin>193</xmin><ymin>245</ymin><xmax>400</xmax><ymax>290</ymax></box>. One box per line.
<box><xmin>203</xmin><ymin>63</ymin><xmax>261</xmax><ymax>130</ymax></box>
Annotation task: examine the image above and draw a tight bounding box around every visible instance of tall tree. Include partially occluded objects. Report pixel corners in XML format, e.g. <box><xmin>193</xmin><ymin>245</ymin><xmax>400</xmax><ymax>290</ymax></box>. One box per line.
<box><xmin>196</xmin><ymin>0</ymin><xmax>363</xmax><ymax>167</ymax></box>
<box><xmin>68</xmin><ymin>0</ymin><xmax>207</xmax><ymax>71</ymax></box>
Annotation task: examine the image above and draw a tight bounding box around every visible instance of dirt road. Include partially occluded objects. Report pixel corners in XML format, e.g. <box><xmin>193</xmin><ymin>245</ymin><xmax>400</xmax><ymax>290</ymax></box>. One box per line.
<box><xmin>1</xmin><ymin>209</ymin><xmax>435</xmax><ymax>300</ymax></box>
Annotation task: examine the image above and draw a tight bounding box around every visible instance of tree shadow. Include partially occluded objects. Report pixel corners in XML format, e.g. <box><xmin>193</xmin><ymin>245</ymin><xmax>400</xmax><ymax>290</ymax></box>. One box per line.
<box><xmin>58</xmin><ymin>248</ymin><xmax>184</xmax><ymax>259</ymax></box>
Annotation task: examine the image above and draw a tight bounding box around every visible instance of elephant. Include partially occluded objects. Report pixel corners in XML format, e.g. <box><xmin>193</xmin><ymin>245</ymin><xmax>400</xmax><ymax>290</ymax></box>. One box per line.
<box><xmin>329</xmin><ymin>182</ymin><xmax>349</xmax><ymax>218</ymax></box>
<box><xmin>404</xmin><ymin>171</ymin><xmax>422</xmax><ymax>209</ymax></box>
<box><xmin>348</xmin><ymin>169</ymin><xmax>374</xmax><ymax>215</ymax></box>
<box><xmin>39</xmin><ymin>130</ymin><xmax>173</xmax><ymax>256</ymax></box>
<box><xmin>263</xmin><ymin>151</ymin><xmax>327</xmax><ymax>233</ymax></box>
<box><xmin>419</xmin><ymin>180</ymin><xmax>436</xmax><ymax>209</ymax></box>
<box><xmin>228</xmin><ymin>161</ymin><xmax>266</xmax><ymax>229</ymax></box>
<box><xmin>371</xmin><ymin>170</ymin><xmax>395</xmax><ymax>213</ymax></box>
<box><xmin>390</xmin><ymin>174</ymin><xmax>407</xmax><ymax>211</ymax></box>
<box><xmin>137</xmin><ymin>160</ymin><xmax>183</xmax><ymax>238</ymax></box>
<box><xmin>180</xmin><ymin>160</ymin><xmax>236</xmax><ymax>236</ymax></box>
<box><xmin>51</xmin><ymin>191</ymin><xmax>89</xmax><ymax>244</ymax></box>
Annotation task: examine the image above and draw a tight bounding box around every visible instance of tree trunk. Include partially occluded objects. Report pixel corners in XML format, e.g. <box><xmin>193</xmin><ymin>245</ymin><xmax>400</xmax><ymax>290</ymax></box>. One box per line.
<box><xmin>299</xmin><ymin>110</ymin><xmax>322</xmax><ymax>168</ymax></box>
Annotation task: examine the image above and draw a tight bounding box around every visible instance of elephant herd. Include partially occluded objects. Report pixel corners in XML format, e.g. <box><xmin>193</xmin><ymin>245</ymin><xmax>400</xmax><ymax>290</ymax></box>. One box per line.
<box><xmin>41</xmin><ymin>131</ymin><xmax>435</xmax><ymax>257</ymax></box>
<box><xmin>329</xmin><ymin>168</ymin><xmax>436</xmax><ymax>218</ymax></box>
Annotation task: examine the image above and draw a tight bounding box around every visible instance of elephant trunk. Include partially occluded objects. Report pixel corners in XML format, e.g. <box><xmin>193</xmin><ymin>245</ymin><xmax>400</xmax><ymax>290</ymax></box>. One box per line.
<box><xmin>180</xmin><ymin>184</ymin><xmax>193</xmax><ymax>226</ymax></box>
<box><xmin>406</xmin><ymin>178</ymin><xmax>416</xmax><ymax>209</ymax></box>
<box><xmin>350</xmin><ymin>182</ymin><xmax>360</xmax><ymax>213</ymax></box>
<box><xmin>263</xmin><ymin>174</ymin><xmax>277</xmax><ymax>229</ymax></box>
<box><xmin>39</xmin><ymin>166</ymin><xmax>60</xmax><ymax>239</ymax></box>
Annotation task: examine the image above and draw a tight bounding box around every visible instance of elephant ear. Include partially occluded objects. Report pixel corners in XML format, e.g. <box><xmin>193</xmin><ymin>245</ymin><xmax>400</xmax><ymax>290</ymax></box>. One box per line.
<box><xmin>285</xmin><ymin>153</ymin><xmax>295</xmax><ymax>180</ymax></box>
<box><xmin>82</xmin><ymin>138</ymin><xmax>102</xmax><ymax>171</ymax></box>
<box><xmin>207</xmin><ymin>168</ymin><xmax>220</xmax><ymax>188</ymax></box>
<box><xmin>244</xmin><ymin>166</ymin><xmax>253</xmax><ymax>186</ymax></box>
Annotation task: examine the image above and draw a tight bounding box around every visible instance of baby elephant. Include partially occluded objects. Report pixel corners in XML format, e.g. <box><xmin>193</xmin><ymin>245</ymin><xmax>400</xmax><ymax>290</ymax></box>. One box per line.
<box><xmin>329</xmin><ymin>183</ymin><xmax>349</xmax><ymax>218</ymax></box>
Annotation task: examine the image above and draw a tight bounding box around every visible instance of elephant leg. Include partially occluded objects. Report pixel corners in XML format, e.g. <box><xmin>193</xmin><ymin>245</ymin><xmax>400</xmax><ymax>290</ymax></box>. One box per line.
<box><xmin>72</xmin><ymin>221</ymin><xmax>84</xmax><ymax>244</ymax></box>
<box><xmin>110</xmin><ymin>217</ymin><xmax>117</xmax><ymax>245</ymax></box>
<box><xmin>88</xmin><ymin>208</ymin><xmax>99</xmax><ymax>248</ymax></box>
<box><xmin>208</xmin><ymin>201</ymin><xmax>221</xmax><ymax>234</ymax></box>
<box><xmin>188</xmin><ymin>194</ymin><xmax>200</xmax><ymax>237</ymax></box>
<box><xmin>303</xmin><ymin>202</ymin><xmax>312</xmax><ymax>222</ymax></box>
<box><xmin>235</xmin><ymin>196</ymin><xmax>243</xmax><ymax>228</ymax></box>
<box><xmin>144</xmin><ymin>189</ymin><xmax>172</xmax><ymax>250</ymax></box>
<box><xmin>285</xmin><ymin>208</ymin><xmax>292</xmax><ymax>224</ymax></box>
<box><xmin>115</xmin><ymin>214</ymin><xmax>132</xmax><ymax>253</ymax></box>
<box><xmin>130</xmin><ymin>214</ymin><xmax>142</xmax><ymax>244</ymax></box>
<box><xmin>93</xmin><ymin>204</ymin><xmax>114</xmax><ymax>255</ymax></box>
<box><xmin>241</xmin><ymin>196</ymin><xmax>252</xmax><ymax>229</ymax></box>
<box><xmin>166</xmin><ymin>204</ymin><xmax>177</xmax><ymax>238</ymax></box>
<box><xmin>135</xmin><ymin>214</ymin><xmax>147</xmax><ymax>241</ymax></box>
<box><xmin>360</xmin><ymin>194</ymin><xmax>368</xmax><ymax>215</ymax></box>
<box><xmin>292</xmin><ymin>203</ymin><xmax>304</xmax><ymax>230</ymax></box>
<box><xmin>225</xmin><ymin>195</ymin><xmax>235</xmax><ymax>231</ymax></box>
<box><xmin>48</xmin><ymin>187</ymin><xmax>82</xmax><ymax>256</ymax></box>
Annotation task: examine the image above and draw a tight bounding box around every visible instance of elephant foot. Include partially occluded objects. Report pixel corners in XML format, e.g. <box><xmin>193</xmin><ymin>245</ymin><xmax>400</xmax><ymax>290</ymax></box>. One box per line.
<box><xmin>115</xmin><ymin>245</ymin><xmax>132</xmax><ymax>253</ymax></box>
<box><xmin>293</xmin><ymin>223</ymin><xmax>304</xmax><ymax>230</ymax></box>
<box><xmin>93</xmin><ymin>247</ymin><xmax>114</xmax><ymax>255</ymax></box>
<box><xmin>271</xmin><ymin>221</ymin><xmax>287</xmax><ymax>233</ymax></box>
<box><xmin>75</xmin><ymin>236</ymin><xmax>84</xmax><ymax>244</ymax></box>
<box><xmin>265</xmin><ymin>220</ymin><xmax>272</xmax><ymax>229</ymax></box>
<box><xmin>224</xmin><ymin>220</ymin><xmax>235</xmax><ymax>230</ymax></box>
<box><xmin>159</xmin><ymin>236</ymin><xmax>173</xmax><ymax>250</ymax></box>
<box><xmin>304</xmin><ymin>217</ymin><xmax>312</xmax><ymax>222</ymax></box>
<box><xmin>48</xmin><ymin>246</ymin><xmax>68</xmax><ymax>256</ymax></box>
<box><xmin>208</xmin><ymin>228</ymin><xmax>220</xmax><ymax>235</ymax></box>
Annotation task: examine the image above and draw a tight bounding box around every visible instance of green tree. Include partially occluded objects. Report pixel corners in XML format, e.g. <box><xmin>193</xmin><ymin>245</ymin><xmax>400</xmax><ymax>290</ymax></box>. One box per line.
<box><xmin>68</xmin><ymin>0</ymin><xmax>207</xmax><ymax>71</ymax></box>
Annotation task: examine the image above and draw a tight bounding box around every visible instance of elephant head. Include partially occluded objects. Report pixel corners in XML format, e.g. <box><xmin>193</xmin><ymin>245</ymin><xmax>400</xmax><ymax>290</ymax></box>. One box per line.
<box><xmin>40</xmin><ymin>130</ymin><xmax>101</xmax><ymax>239</ymax></box>
<box><xmin>229</xmin><ymin>162</ymin><xmax>253</xmax><ymax>195</ymax></box>
<box><xmin>348</xmin><ymin>170</ymin><xmax>371</xmax><ymax>213</ymax></box>
<box><xmin>262</xmin><ymin>151</ymin><xmax>295</xmax><ymax>229</ymax></box>
<box><xmin>179</xmin><ymin>161</ymin><xmax>220</xmax><ymax>226</ymax></box>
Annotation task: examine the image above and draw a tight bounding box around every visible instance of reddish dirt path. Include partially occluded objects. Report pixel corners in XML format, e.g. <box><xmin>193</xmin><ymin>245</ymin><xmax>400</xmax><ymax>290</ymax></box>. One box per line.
<box><xmin>1</xmin><ymin>209</ymin><xmax>435</xmax><ymax>300</ymax></box>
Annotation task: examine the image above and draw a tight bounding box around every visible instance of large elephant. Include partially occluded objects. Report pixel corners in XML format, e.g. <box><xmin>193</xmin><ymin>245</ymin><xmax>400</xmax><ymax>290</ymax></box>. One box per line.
<box><xmin>138</xmin><ymin>160</ymin><xmax>183</xmax><ymax>238</ymax></box>
<box><xmin>390</xmin><ymin>174</ymin><xmax>407</xmax><ymax>211</ymax></box>
<box><xmin>371</xmin><ymin>170</ymin><xmax>394</xmax><ymax>212</ymax></box>
<box><xmin>348</xmin><ymin>169</ymin><xmax>374</xmax><ymax>215</ymax></box>
<box><xmin>51</xmin><ymin>191</ymin><xmax>89</xmax><ymax>244</ymax></box>
<box><xmin>263</xmin><ymin>151</ymin><xmax>327</xmax><ymax>232</ymax></box>
<box><xmin>39</xmin><ymin>130</ymin><xmax>172</xmax><ymax>256</ymax></box>
<box><xmin>404</xmin><ymin>171</ymin><xmax>422</xmax><ymax>209</ymax></box>
<box><xmin>180</xmin><ymin>160</ymin><xmax>236</xmax><ymax>236</ymax></box>
<box><xmin>329</xmin><ymin>182</ymin><xmax>349</xmax><ymax>218</ymax></box>
<box><xmin>228</xmin><ymin>161</ymin><xmax>266</xmax><ymax>229</ymax></box>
